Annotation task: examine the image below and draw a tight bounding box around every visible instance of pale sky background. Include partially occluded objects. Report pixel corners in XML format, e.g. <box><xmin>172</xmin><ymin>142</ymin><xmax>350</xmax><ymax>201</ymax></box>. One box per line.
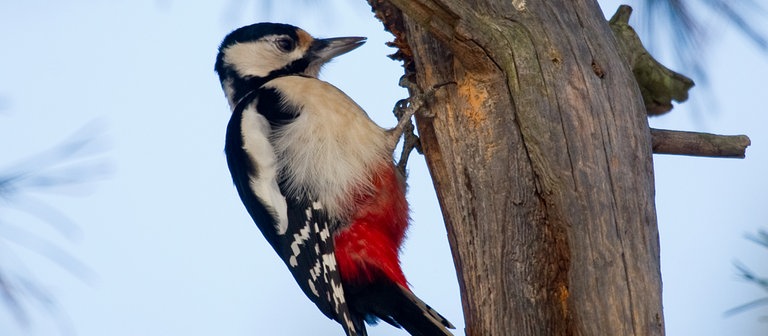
<box><xmin>0</xmin><ymin>1</ymin><xmax>766</xmax><ymax>335</ymax></box>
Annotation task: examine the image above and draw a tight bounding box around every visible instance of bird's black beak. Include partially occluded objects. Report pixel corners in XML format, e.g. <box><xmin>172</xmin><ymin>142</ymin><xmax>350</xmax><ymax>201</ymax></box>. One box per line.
<box><xmin>310</xmin><ymin>36</ymin><xmax>367</xmax><ymax>63</ymax></box>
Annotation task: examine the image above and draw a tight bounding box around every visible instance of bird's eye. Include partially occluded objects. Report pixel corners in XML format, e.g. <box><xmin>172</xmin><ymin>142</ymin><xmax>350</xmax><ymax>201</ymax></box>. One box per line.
<box><xmin>276</xmin><ymin>38</ymin><xmax>295</xmax><ymax>52</ymax></box>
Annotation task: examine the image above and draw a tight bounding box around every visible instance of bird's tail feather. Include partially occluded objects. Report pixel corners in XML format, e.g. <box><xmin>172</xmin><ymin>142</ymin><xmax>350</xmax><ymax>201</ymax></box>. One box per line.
<box><xmin>389</xmin><ymin>284</ymin><xmax>454</xmax><ymax>336</ymax></box>
<box><xmin>349</xmin><ymin>282</ymin><xmax>454</xmax><ymax>336</ymax></box>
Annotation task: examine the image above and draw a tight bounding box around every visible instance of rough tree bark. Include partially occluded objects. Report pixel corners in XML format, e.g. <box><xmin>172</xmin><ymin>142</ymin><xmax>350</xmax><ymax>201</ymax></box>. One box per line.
<box><xmin>370</xmin><ymin>1</ymin><xmax>664</xmax><ymax>335</ymax></box>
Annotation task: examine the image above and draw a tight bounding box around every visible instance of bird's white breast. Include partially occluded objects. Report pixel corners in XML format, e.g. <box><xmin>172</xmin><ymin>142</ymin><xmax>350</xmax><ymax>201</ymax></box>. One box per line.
<box><xmin>264</xmin><ymin>76</ymin><xmax>390</xmax><ymax>218</ymax></box>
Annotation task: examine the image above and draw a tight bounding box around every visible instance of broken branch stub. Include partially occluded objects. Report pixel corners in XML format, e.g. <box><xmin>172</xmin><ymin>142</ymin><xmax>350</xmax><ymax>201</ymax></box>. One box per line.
<box><xmin>609</xmin><ymin>5</ymin><xmax>695</xmax><ymax>115</ymax></box>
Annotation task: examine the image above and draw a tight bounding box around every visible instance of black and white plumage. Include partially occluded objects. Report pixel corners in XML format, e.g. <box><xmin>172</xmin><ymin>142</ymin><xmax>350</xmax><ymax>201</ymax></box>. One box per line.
<box><xmin>215</xmin><ymin>22</ymin><xmax>454</xmax><ymax>336</ymax></box>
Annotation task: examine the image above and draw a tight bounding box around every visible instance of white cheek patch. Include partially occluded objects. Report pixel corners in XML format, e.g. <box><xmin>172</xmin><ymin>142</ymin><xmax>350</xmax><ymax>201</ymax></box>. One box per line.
<box><xmin>223</xmin><ymin>36</ymin><xmax>307</xmax><ymax>78</ymax></box>
<box><xmin>240</xmin><ymin>103</ymin><xmax>289</xmax><ymax>235</ymax></box>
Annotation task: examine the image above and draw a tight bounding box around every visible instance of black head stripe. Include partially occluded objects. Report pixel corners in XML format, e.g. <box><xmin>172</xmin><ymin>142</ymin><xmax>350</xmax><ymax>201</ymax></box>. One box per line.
<box><xmin>219</xmin><ymin>23</ymin><xmax>299</xmax><ymax>50</ymax></box>
<box><xmin>222</xmin><ymin>71</ymin><xmax>313</xmax><ymax>109</ymax></box>
<box><xmin>256</xmin><ymin>87</ymin><xmax>300</xmax><ymax>128</ymax></box>
<box><xmin>268</xmin><ymin>57</ymin><xmax>311</xmax><ymax>78</ymax></box>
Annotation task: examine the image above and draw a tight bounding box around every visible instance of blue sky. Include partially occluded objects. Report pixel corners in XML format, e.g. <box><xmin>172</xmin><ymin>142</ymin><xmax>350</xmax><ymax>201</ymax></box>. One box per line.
<box><xmin>0</xmin><ymin>1</ymin><xmax>766</xmax><ymax>335</ymax></box>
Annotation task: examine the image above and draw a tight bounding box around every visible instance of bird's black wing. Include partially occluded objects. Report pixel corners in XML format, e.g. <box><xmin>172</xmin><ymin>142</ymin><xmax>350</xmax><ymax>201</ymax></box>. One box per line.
<box><xmin>278</xmin><ymin>196</ymin><xmax>365</xmax><ymax>336</ymax></box>
<box><xmin>225</xmin><ymin>91</ymin><xmax>281</xmax><ymax>253</ymax></box>
<box><xmin>227</xmin><ymin>88</ymin><xmax>364</xmax><ymax>335</ymax></box>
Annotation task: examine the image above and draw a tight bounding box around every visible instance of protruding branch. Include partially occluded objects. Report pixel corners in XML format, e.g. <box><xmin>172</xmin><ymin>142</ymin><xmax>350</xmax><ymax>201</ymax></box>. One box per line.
<box><xmin>610</xmin><ymin>5</ymin><xmax>695</xmax><ymax>115</ymax></box>
<box><xmin>650</xmin><ymin>128</ymin><xmax>751</xmax><ymax>158</ymax></box>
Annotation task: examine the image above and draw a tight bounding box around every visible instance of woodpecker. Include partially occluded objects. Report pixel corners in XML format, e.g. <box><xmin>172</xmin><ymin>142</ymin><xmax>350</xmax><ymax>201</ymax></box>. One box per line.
<box><xmin>214</xmin><ymin>23</ymin><xmax>454</xmax><ymax>336</ymax></box>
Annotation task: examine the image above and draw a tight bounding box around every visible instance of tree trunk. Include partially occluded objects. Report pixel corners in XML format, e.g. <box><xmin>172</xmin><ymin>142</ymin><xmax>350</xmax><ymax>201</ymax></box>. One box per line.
<box><xmin>370</xmin><ymin>1</ymin><xmax>665</xmax><ymax>335</ymax></box>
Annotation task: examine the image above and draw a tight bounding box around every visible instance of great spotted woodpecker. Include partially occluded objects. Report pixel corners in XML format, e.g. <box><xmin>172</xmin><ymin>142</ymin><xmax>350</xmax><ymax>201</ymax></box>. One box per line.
<box><xmin>214</xmin><ymin>23</ymin><xmax>454</xmax><ymax>336</ymax></box>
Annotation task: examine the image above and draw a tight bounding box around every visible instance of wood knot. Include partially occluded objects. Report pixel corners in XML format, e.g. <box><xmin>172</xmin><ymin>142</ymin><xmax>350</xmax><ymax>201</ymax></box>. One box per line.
<box><xmin>591</xmin><ymin>61</ymin><xmax>605</xmax><ymax>78</ymax></box>
<box><xmin>549</xmin><ymin>49</ymin><xmax>562</xmax><ymax>65</ymax></box>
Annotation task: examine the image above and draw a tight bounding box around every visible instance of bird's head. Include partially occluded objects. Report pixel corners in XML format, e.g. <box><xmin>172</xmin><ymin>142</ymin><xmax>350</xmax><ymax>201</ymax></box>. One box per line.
<box><xmin>215</xmin><ymin>22</ymin><xmax>366</xmax><ymax>107</ymax></box>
